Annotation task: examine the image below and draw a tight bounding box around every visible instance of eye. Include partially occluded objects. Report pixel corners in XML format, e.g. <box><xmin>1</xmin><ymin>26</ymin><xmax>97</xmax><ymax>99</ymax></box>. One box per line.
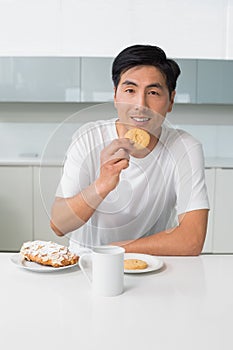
<box><xmin>125</xmin><ymin>88</ymin><xmax>135</xmax><ymax>93</ymax></box>
<box><xmin>148</xmin><ymin>90</ymin><xmax>159</xmax><ymax>96</ymax></box>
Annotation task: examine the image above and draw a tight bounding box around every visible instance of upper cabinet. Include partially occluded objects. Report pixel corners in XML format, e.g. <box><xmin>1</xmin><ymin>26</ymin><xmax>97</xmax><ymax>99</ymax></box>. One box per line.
<box><xmin>197</xmin><ymin>60</ymin><xmax>233</xmax><ymax>104</ymax></box>
<box><xmin>0</xmin><ymin>57</ymin><xmax>233</xmax><ymax>104</ymax></box>
<box><xmin>81</xmin><ymin>57</ymin><xmax>114</xmax><ymax>102</ymax></box>
<box><xmin>175</xmin><ymin>59</ymin><xmax>197</xmax><ymax>103</ymax></box>
<box><xmin>0</xmin><ymin>57</ymin><xmax>81</xmax><ymax>102</ymax></box>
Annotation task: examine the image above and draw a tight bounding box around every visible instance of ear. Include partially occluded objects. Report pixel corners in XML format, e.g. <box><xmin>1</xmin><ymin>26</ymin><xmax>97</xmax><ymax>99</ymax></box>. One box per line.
<box><xmin>168</xmin><ymin>90</ymin><xmax>176</xmax><ymax>112</ymax></box>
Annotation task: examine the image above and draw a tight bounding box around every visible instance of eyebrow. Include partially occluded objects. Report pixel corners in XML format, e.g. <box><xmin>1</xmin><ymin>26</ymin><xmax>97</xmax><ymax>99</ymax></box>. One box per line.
<box><xmin>122</xmin><ymin>80</ymin><xmax>163</xmax><ymax>89</ymax></box>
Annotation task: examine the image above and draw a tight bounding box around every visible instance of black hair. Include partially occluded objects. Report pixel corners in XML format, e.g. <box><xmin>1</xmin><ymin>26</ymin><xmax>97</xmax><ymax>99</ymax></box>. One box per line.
<box><xmin>112</xmin><ymin>44</ymin><xmax>181</xmax><ymax>98</ymax></box>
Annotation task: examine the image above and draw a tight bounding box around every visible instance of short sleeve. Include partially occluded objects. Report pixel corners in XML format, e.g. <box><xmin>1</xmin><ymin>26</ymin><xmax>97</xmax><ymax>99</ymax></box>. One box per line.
<box><xmin>175</xmin><ymin>143</ymin><xmax>210</xmax><ymax>215</ymax></box>
<box><xmin>56</xmin><ymin>133</ymin><xmax>91</xmax><ymax>198</ymax></box>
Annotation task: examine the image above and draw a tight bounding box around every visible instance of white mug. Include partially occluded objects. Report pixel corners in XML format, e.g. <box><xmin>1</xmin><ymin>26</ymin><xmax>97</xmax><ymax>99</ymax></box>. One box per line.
<box><xmin>79</xmin><ymin>246</ymin><xmax>125</xmax><ymax>297</ymax></box>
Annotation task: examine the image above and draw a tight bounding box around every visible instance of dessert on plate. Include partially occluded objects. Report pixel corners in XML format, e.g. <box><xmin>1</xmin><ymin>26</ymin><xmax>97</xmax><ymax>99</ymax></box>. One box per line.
<box><xmin>20</xmin><ymin>240</ymin><xmax>78</xmax><ymax>268</ymax></box>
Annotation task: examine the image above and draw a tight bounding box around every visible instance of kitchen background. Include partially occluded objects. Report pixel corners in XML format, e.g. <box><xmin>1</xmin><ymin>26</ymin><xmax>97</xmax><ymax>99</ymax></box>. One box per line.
<box><xmin>0</xmin><ymin>0</ymin><xmax>233</xmax><ymax>254</ymax></box>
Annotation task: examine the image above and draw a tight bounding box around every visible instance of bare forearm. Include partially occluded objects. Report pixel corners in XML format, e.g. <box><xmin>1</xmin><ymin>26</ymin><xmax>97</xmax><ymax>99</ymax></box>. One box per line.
<box><xmin>50</xmin><ymin>181</ymin><xmax>107</xmax><ymax>235</ymax></box>
<box><xmin>116</xmin><ymin>210</ymin><xmax>208</xmax><ymax>256</ymax></box>
<box><xmin>120</xmin><ymin>227</ymin><xmax>200</xmax><ymax>256</ymax></box>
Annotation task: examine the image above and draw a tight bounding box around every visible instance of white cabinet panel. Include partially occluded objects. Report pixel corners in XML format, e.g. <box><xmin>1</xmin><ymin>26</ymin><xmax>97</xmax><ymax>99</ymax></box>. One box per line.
<box><xmin>226</xmin><ymin>0</ymin><xmax>233</xmax><ymax>59</ymax></box>
<box><xmin>202</xmin><ymin>169</ymin><xmax>215</xmax><ymax>253</ymax></box>
<box><xmin>33</xmin><ymin>166</ymin><xmax>68</xmax><ymax>245</ymax></box>
<box><xmin>0</xmin><ymin>0</ymin><xmax>229</xmax><ymax>58</ymax></box>
<box><xmin>0</xmin><ymin>1</ymin><xmax>60</xmax><ymax>56</ymax></box>
<box><xmin>0</xmin><ymin>166</ymin><xmax>33</xmax><ymax>251</ymax></box>
<box><xmin>130</xmin><ymin>1</ymin><xmax>227</xmax><ymax>59</ymax></box>
<box><xmin>60</xmin><ymin>0</ymin><xmax>132</xmax><ymax>56</ymax></box>
<box><xmin>213</xmin><ymin>168</ymin><xmax>233</xmax><ymax>252</ymax></box>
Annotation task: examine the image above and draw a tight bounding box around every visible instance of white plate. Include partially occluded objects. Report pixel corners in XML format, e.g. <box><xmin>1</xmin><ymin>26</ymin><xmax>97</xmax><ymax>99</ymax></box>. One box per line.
<box><xmin>10</xmin><ymin>253</ymin><xmax>79</xmax><ymax>272</ymax></box>
<box><xmin>124</xmin><ymin>253</ymin><xmax>164</xmax><ymax>274</ymax></box>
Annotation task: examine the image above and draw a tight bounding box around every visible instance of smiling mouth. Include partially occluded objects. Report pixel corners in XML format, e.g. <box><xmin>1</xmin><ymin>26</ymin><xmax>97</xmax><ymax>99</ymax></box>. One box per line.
<box><xmin>130</xmin><ymin>116</ymin><xmax>151</xmax><ymax>122</ymax></box>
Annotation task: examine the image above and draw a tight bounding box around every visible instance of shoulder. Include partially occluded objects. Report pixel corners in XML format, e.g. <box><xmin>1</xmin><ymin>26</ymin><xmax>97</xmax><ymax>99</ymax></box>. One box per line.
<box><xmin>71</xmin><ymin>118</ymin><xmax>116</xmax><ymax>141</ymax></box>
<box><xmin>161</xmin><ymin>125</ymin><xmax>205</xmax><ymax>166</ymax></box>
<box><xmin>162</xmin><ymin>125</ymin><xmax>202</xmax><ymax>150</ymax></box>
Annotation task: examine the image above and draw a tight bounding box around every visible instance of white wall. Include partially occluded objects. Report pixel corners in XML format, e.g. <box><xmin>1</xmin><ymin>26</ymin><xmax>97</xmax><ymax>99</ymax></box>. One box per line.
<box><xmin>0</xmin><ymin>0</ymin><xmax>232</xmax><ymax>58</ymax></box>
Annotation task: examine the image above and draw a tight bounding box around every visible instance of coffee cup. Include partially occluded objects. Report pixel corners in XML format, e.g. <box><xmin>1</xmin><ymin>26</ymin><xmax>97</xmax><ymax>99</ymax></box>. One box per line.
<box><xmin>79</xmin><ymin>245</ymin><xmax>125</xmax><ymax>297</ymax></box>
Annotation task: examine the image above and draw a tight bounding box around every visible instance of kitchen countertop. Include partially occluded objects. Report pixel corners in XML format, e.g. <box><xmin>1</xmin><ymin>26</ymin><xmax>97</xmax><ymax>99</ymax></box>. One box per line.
<box><xmin>0</xmin><ymin>157</ymin><xmax>64</xmax><ymax>166</ymax></box>
<box><xmin>1</xmin><ymin>156</ymin><xmax>233</xmax><ymax>168</ymax></box>
<box><xmin>1</xmin><ymin>252</ymin><xmax>233</xmax><ymax>350</ymax></box>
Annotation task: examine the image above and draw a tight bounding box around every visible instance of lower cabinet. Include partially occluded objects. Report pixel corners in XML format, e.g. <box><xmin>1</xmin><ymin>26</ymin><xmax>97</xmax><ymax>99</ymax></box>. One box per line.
<box><xmin>202</xmin><ymin>169</ymin><xmax>215</xmax><ymax>253</ymax></box>
<box><xmin>0</xmin><ymin>165</ymin><xmax>66</xmax><ymax>251</ymax></box>
<box><xmin>0</xmin><ymin>166</ymin><xmax>33</xmax><ymax>251</ymax></box>
<box><xmin>33</xmin><ymin>166</ymin><xmax>67</xmax><ymax>246</ymax></box>
<box><xmin>213</xmin><ymin>169</ymin><xmax>233</xmax><ymax>253</ymax></box>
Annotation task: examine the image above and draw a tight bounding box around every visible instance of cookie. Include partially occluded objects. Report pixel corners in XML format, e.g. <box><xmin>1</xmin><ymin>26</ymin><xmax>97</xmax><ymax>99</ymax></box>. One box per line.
<box><xmin>20</xmin><ymin>240</ymin><xmax>79</xmax><ymax>268</ymax></box>
<box><xmin>124</xmin><ymin>128</ymin><xmax>150</xmax><ymax>150</ymax></box>
<box><xmin>124</xmin><ymin>259</ymin><xmax>148</xmax><ymax>270</ymax></box>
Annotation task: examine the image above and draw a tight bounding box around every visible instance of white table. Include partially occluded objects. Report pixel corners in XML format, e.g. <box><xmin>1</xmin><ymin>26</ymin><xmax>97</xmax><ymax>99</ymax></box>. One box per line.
<box><xmin>1</xmin><ymin>253</ymin><xmax>233</xmax><ymax>350</ymax></box>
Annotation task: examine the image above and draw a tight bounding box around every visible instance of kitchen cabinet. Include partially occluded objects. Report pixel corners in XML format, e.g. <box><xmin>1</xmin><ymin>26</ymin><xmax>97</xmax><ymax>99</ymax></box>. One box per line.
<box><xmin>202</xmin><ymin>168</ymin><xmax>215</xmax><ymax>253</ymax></box>
<box><xmin>197</xmin><ymin>60</ymin><xmax>233</xmax><ymax>104</ymax></box>
<box><xmin>0</xmin><ymin>57</ymin><xmax>233</xmax><ymax>104</ymax></box>
<box><xmin>80</xmin><ymin>57</ymin><xmax>114</xmax><ymax>102</ymax></box>
<box><xmin>175</xmin><ymin>59</ymin><xmax>197</xmax><ymax>103</ymax></box>
<box><xmin>33</xmin><ymin>166</ymin><xmax>67</xmax><ymax>245</ymax></box>
<box><xmin>0</xmin><ymin>57</ymin><xmax>81</xmax><ymax>102</ymax></box>
<box><xmin>0</xmin><ymin>166</ymin><xmax>33</xmax><ymax>251</ymax></box>
<box><xmin>213</xmin><ymin>168</ymin><xmax>233</xmax><ymax>253</ymax></box>
<box><xmin>0</xmin><ymin>165</ymin><xmax>67</xmax><ymax>252</ymax></box>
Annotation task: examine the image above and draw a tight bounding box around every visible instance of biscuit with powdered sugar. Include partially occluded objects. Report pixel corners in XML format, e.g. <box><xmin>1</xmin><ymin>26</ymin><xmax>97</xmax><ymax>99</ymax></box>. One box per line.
<box><xmin>20</xmin><ymin>240</ymin><xmax>78</xmax><ymax>268</ymax></box>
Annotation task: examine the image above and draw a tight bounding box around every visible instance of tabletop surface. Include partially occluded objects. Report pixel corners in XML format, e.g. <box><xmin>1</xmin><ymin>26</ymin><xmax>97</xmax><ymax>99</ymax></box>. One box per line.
<box><xmin>1</xmin><ymin>253</ymin><xmax>233</xmax><ymax>350</ymax></box>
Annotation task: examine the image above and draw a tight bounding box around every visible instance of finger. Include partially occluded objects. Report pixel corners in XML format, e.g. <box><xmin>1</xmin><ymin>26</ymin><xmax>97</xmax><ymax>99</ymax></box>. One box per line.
<box><xmin>113</xmin><ymin>148</ymin><xmax>130</xmax><ymax>161</ymax></box>
<box><xmin>106</xmin><ymin>138</ymin><xmax>135</xmax><ymax>156</ymax></box>
<box><xmin>102</xmin><ymin>147</ymin><xmax>130</xmax><ymax>166</ymax></box>
<box><xmin>113</xmin><ymin>159</ymin><xmax>129</xmax><ymax>172</ymax></box>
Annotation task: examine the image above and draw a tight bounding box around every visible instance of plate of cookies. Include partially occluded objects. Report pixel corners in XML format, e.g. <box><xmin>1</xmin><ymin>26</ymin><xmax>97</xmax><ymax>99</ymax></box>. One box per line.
<box><xmin>124</xmin><ymin>253</ymin><xmax>163</xmax><ymax>274</ymax></box>
<box><xmin>11</xmin><ymin>240</ymin><xmax>79</xmax><ymax>272</ymax></box>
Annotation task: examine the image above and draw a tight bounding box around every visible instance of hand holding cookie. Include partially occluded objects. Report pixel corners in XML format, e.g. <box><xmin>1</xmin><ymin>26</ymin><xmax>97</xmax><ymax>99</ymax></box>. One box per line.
<box><xmin>95</xmin><ymin>138</ymin><xmax>135</xmax><ymax>196</ymax></box>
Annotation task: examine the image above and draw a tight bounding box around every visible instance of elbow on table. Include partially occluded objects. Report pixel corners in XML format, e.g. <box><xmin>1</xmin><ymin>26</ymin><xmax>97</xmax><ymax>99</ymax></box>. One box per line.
<box><xmin>50</xmin><ymin>220</ymin><xmax>64</xmax><ymax>237</ymax></box>
<box><xmin>185</xmin><ymin>237</ymin><xmax>205</xmax><ymax>256</ymax></box>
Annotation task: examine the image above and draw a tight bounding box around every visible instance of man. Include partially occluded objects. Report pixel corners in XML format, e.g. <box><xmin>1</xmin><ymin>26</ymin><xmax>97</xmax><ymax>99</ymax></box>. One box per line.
<box><xmin>50</xmin><ymin>44</ymin><xmax>209</xmax><ymax>256</ymax></box>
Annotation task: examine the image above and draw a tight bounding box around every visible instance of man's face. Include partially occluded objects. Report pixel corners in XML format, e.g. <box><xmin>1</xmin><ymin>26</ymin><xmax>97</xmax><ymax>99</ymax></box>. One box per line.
<box><xmin>114</xmin><ymin>65</ymin><xmax>175</xmax><ymax>135</ymax></box>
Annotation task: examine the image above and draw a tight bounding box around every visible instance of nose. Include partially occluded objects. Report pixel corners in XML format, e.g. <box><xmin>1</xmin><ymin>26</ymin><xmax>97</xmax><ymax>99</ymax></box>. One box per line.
<box><xmin>134</xmin><ymin>92</ymin><xmax>147</xmax><ymax>110</ymax></box>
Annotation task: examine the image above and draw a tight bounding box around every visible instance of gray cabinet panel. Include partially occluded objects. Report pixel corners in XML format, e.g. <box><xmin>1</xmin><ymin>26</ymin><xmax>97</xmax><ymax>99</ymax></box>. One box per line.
<box><xmin>81</xmin><ymin>57</ymin><xmax>114</xmax><ymax>102</ymax></box>
<box><xmin>1</xmin><ymin>57</ymin><xmax>233</xmax><ymax>104</ymax></box>
<box><xmin>197</xmin><ymin>60</ymin><xmax>233</xmax><ymax>104</ymax></box>
<box><xmin>33</xmin><ymin>166</ymin><xmax>67</xmax><ymax>245</ymax></box>
<box><xmin>175</xmin><ymin>59</ymin><xmax>197</xmax><ymax>103</ymax></box>
<box><xmin>202</xmin><ymin>169</ymin><xmax>215</xmax><ymax>253</ymax></box>
<box><xmin>0</xmin><ymin>166</ymin><xmax>33</xmax><ymax>251</ymax></box>
<box><xmin>213</xmin><ymin>169</ymin><xmax>233</xmax><ymax>253</ymax></box>
<box><xmin>0</xmin><ymin>57</ymin><xmax>80</xmax><ymax>102</ymax></box>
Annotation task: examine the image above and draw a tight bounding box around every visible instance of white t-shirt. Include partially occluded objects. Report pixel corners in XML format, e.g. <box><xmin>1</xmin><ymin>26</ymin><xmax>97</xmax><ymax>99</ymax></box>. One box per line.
<box><xmin>56</xmin><ymin>118</ymin><xmax>209</xmax><ymax>251</ymax></box>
